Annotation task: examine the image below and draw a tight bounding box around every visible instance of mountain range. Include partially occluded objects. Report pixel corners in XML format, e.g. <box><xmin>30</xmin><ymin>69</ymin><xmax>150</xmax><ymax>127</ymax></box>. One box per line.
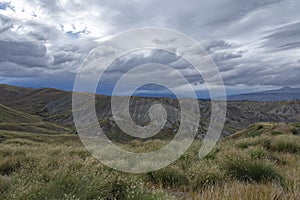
<box><xmin>227</xmin><ymin>87</ymin><xmax>300</xmax><ymax>101</ymax></box>
<box><xmin>0</xmin><ymin>84</ymin><xmax>299</xmax><ymax>141</ymax></box>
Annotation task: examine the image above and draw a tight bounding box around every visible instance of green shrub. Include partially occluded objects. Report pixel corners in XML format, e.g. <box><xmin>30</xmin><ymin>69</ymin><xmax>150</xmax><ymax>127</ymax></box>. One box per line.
<box><xmin>222</xmin><ymin>156</ymin><xmax>283</xmax><ymax>183</ymax></box>
<box><xmin>271</xmin><ymin>140</ymin><xmax>300</xmax><ymax>154</ymax></box>
<box><xmin>271</xmin><ymin>131</ymin><xmax>284</xmax><ymax>135</ymax></box>
<box><xmin>147</xmin><ymin>168</ymin><xmax>188</xmax><ymax>188</ymax></box>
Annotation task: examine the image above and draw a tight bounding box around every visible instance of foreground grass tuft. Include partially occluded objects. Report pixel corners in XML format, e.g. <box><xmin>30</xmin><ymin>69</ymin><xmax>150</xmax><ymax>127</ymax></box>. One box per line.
<box><xmin>221</xmin><ymin>156</ymin><xmax>283</xmax><ymax>183</ymax></box>
<box><xmin>147</xmin><ymin>168</ymin><xmax>189</xmax><ymax>188</ymax></box>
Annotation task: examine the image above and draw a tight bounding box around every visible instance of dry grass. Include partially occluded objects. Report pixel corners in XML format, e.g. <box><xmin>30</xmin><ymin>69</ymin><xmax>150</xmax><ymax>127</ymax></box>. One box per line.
<box><xmin>0</xmin><ymin>122</ymin><xmax>300</xmax><ymax>199</ymax></box>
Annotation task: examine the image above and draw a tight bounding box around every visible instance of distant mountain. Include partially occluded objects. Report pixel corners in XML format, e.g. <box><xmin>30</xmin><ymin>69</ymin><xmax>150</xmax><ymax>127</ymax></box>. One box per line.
<box><xmin>227</xmin><ymin>87</ymin><xmax>300</xmax><ymax>101</ymax></box>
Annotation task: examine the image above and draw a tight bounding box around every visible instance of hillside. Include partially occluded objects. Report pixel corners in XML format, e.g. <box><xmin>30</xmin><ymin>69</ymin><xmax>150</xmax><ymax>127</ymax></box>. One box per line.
<box><xmin>0</xmin><ymin>84</ymin><xmax>300</xmax><ymax>139</ymax></box>
<box><xmin>0</xmin><ymin>103</ymin><xmax>40</xmax><ymax>123</ymax></box>
<box><xmin>0</xmin><ymin>85</ymin><xmax>72</xmax><ymax>134</ymax></box>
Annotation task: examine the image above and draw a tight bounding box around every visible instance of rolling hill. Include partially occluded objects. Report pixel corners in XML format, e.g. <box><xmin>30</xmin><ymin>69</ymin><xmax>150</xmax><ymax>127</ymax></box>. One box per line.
<box><xmin>0</xmin><ymin>84</ymin><xmax>299</xmax><ymax>139</ymax></box>
<box><xmin>0</xmin><ymin>103</ymin><xmax>40</xmax><ymax>123</ymax></box>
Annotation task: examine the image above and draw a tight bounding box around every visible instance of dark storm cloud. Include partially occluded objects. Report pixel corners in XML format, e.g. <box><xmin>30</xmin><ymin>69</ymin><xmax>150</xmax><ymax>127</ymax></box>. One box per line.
<box><xmin>0</xmin><ymin>40</ymin><xmax>53</xmax><ymax>68</ymax></box>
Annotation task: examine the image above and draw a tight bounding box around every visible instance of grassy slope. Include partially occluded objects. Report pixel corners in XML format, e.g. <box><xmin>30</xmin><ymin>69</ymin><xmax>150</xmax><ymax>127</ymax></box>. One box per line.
<box><xmin>0</xmin><ymin>123</ymin><xmax>299</xmax><ymax>199</ymax></box>
<box><xmin>0</xmin><ymin>84</ymin><xmax>69</xmax><ymax>114</ymax></box>
<box><xmin>0</xmin><ymin>103</ymin><xmax>72</xmax><ymax>134</ymax></box>
<box><xmin>0</xmin><ymin>104</ymin><xmax>40</xmax><ymax>123</ymax></box>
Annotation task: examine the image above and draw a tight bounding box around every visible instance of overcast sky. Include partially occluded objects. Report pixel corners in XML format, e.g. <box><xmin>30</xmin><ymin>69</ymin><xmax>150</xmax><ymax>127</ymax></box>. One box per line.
<box><xmin>0</xmin><ymin>0</ymin><xmax>299</xmax><ymax>97</ymax></box>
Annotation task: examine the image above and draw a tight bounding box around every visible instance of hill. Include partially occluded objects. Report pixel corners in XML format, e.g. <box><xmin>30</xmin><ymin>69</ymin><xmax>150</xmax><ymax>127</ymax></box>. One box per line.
<box><xmin>0</xmin><ymin>85</ymin><xmax>72</xmax><ymax>134</ymax></box>
<box><xmin>0</xmin><ymin>84</ymin><xmax>300</xmax><ymax>139</ymax></box>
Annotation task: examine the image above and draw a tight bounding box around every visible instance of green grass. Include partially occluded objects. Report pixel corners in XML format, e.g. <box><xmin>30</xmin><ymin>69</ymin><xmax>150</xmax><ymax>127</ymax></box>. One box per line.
<box><xmin>0</xmin><ymin>104</ymin><xmax>41</xmax><ymax>123</ymax></box>
<box><xmin>0</xmin><ymin>122</ymin><xmax>71</xmax><ymax>134</ymax></box>
<box><xmin>271</xmin><ymin>131</ymin><xmax>284</xmax><ymax>135</ymax></box>
<box><xmin>245</xmin><ymin>130</ymin><xmax>263</xmax><ymax>138</ymax></box>
<box><xmin>0</xmin><ymin>132</ymin><xmax>171</xmax><ymax>200</ymax></box>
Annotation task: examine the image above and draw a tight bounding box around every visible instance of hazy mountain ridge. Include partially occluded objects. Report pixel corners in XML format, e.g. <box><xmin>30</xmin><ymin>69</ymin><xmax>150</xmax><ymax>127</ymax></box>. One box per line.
<box><xmin>227</xmin><ymin>87</ymin><xmax>300</xmax><ymax>101</ymax></box>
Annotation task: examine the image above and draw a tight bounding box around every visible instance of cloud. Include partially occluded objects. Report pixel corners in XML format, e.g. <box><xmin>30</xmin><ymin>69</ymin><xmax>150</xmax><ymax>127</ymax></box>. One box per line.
<box><xmin>0</xmin><ymin>2</ymin><xmax>15</xmax><ymax>11</ymax></box>
<box><xmin>0</xmin><ymin>0</ymin><xmax>299</xmax><ymax>95</ymax></box>
<box><xmin>0</xmin><ymin>61</ymin><xmax>43</xmax><ymax>78</ymax></box>
<box><xmin>262</xmin><ymin>22</ymin><xmax>300</xmax><ymax>52</ymax></box>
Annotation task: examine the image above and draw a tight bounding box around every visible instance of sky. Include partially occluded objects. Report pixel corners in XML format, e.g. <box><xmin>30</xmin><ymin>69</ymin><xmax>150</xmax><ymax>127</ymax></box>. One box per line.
<box><xmin>0</xmin><ymin>0</ymin><xmax>299</xmax><ymax>98</ymax></box>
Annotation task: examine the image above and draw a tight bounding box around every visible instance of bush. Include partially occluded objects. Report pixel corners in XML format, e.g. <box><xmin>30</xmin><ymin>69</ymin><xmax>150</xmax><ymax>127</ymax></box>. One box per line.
<box><xmin>271</xmin><ymin>140</ymin><xmax>300</xmax><ymax>154</ymax></box>
<box><xmin>222</xmin><ymin>156</ymin><xmax>283</xmax><ymax>183</ymax></box>
<box><xmin>147</xmin><ymin>167</ymin><xmax>188</xmax><ymax>188</ymax></box>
